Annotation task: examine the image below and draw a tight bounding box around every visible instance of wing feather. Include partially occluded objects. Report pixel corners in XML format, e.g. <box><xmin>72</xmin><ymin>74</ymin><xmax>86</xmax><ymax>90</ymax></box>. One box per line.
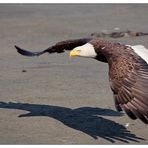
<box><xmin>121</xmin><ymin>104</ymin><xmax>137</xmax><ymax>119</ymax></box>
<box><xmin>110</xmin><ymin>50</ymin><xmax>148</xmax><ymax>124</ymax></box>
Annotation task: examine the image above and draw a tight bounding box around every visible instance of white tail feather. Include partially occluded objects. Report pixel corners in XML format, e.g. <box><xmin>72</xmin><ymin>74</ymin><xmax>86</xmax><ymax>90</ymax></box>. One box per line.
<box><xmin>127</xmin><ymin>45</ymin><xmax>148</xmax><ymax>64</ymax></box>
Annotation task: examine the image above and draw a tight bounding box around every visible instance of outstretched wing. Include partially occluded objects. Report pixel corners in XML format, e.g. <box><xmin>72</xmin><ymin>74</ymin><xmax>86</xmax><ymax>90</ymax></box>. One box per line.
<box><xmin>15</xmin><ymin>45</ymin><xmax>48</xmax><ymax>57</ymax></box>
<box><xmin>15</xmin><ymin>38</ymin><xmax>92</xmax><ymax>57</ymax></box>
<box><xmin>109</xmin><ymin>47</ymin><xmax>148</xmax><ymax>124</ymax></box>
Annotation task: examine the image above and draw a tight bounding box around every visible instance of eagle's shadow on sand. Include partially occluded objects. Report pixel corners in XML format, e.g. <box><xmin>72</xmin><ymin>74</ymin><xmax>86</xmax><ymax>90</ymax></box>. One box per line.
<box><xmin>0</xmin><ymin>101</ymin><xmax>145</xmax><ymax>143</ymax></box>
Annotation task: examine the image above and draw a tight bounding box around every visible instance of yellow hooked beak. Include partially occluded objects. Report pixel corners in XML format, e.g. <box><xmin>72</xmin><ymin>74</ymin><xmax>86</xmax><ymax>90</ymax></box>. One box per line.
<box><xmin>69</xmin><ymin>50</ymin><xmax>79</xmax><ymax>57</ymax></box>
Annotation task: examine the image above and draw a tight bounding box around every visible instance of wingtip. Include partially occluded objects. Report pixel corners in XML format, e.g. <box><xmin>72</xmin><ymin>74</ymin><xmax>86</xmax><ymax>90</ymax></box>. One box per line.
<box><xmin>14</xmin><ymin>45</ymin><xmax>18</xmax><ymax>48</ymax></box>
<box><xmin>14</xmin><ymin>45</ymin><xmax>20</xmax><ymax>51</ymax></box>
<box><xmin>14</xmin><ymin>45</ymin><xmax>44</xmax><ymax>57</ymax></box>
<box><xmin>14</xmin><ymin>45</ymin><xmax>33</xmax><ymax>56</ymax></box>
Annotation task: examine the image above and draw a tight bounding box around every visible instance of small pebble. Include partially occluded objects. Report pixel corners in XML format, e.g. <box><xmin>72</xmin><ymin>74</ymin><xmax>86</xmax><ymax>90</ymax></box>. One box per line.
<box><xmin>114</xmin><ymin>27</ymin><xmax>120</xmax><ymax>31</ymax></box>
<box><xmin>125</xmin><ymin>123</ymin><xmax>130</xmax><ymax>127</ymax></box>
<box><xmin>22</xmin><ymin>69</ymin><xmax>27</xmax><ymax>72</ymax></box>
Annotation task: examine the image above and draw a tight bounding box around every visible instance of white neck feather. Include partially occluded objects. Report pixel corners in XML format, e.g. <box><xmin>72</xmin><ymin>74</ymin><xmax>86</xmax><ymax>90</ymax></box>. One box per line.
<box><xmin>76</xmin><ymin>43</ymin><xmax>97</xmax><ymax>58</ymax></box>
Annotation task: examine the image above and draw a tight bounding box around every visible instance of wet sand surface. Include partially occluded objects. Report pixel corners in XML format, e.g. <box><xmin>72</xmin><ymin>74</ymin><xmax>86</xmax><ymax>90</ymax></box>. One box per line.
<box><xmin>0</xmin><ymin>4</ymin><xmax>148</xmax><ymax>144</ymax></box>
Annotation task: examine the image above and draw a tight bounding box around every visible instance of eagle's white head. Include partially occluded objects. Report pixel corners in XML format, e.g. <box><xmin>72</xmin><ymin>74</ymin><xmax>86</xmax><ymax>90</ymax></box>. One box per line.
<box><xmin>70</xmin><ymin>43</ymin><xmax>97</xmax><ymax>58</ymax></box>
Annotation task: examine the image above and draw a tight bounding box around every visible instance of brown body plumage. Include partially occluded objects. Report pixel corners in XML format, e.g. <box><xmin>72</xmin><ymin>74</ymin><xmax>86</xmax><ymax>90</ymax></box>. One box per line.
<box><xmin>15</xmin><ymin>37</ymin><xmax>148</xmax><ymax>124</ymax></box>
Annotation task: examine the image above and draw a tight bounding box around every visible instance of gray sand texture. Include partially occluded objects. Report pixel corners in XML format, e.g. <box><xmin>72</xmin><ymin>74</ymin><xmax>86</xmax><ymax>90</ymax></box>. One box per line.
<box><xmin>0</xmin><ymin>4</ymin><xmax>148</xmax><ymax>144</ymax></box>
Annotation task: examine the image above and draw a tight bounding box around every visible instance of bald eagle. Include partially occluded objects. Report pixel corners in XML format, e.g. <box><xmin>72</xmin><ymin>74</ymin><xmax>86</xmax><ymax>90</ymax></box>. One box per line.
<box><xmin>15</xmin><ymin>37</ymin><xmax>148</xmax><ymax>124</ymax></box>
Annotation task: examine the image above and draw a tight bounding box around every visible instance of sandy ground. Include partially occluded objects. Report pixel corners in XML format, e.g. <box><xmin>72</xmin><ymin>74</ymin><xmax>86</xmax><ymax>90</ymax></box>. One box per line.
<box><xmin>0</xmin><ymin>4</ymin><xmax>148</xmax><ymax>144</ymax></box>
